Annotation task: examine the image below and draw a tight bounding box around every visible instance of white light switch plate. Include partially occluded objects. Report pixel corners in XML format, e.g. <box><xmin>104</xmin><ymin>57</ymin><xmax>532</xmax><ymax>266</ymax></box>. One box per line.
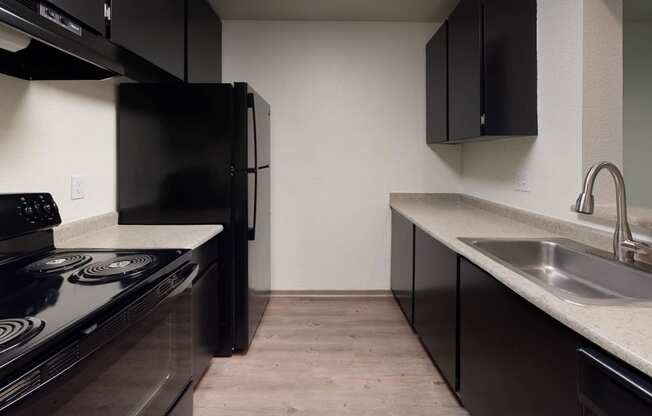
<box><xmin>71</xmin><ymin>176</ymin><xmax>85</xmax><ymax>200</ymax></box>
<box><xmin>515</xmin><ymin>172</ymin><xmax>530</xmax><ymax>192</ymax></box>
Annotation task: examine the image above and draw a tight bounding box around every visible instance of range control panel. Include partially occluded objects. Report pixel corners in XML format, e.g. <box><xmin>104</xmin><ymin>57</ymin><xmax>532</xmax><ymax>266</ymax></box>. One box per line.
<box><xmin>0</xmin><ymin>194</ymin><xmax>62</xmax><ymax>240</ymax></box>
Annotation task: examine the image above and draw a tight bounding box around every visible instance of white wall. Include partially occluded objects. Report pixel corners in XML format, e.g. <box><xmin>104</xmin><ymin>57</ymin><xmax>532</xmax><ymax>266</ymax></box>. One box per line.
<box><xmin>223</xmin><ymin>21</ymin><xmax>461</xmax><ymax>291</ymax></box>
<box><xmin>582</xmin><ymin>0</ymin><xmax>623</xmax><ymax>205</ymax></box>
<box><xmin>0</xmin><ymin>75</ymin><xmax>116</xmax><ymax>222</ymax></box>
<box><xmin>460</xmin><ymin>0</ymin><xmax>584</xmax><ymax>222</ymax></box>
<box><xmin>624</xmin><ymin>21</ymin><xmax>652</xmax><ymax>207</ymax></box>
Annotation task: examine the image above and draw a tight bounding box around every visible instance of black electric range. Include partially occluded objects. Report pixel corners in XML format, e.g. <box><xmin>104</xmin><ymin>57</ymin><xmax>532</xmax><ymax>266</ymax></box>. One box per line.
<box><xmin>0</xmin><ymin>194</ymin><xmax>196</xmax><ymax>416</ymax></box>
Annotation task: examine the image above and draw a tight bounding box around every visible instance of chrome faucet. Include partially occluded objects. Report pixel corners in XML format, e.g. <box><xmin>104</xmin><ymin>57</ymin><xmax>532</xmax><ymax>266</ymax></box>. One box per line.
<box><xmin>575</xmin><ymin>161</ymin><xmax>650</xmax><ymax>263</ymax></box>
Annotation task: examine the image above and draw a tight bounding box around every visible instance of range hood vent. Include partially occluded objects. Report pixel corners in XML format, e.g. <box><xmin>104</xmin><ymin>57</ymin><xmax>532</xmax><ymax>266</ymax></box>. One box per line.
<box><xmin>0</xmin><ymin>0</ymin><xmax>179</xmax><ymax>82</ymax></box>
<box><xmin>0</xmin><ymin>34</ymin><xmax>114</xmax><ymax>80</ymax></box>
<box><xmin>0</xmin><ymin>22</ymin><xmax>29</xmax><ymax>51</ymax></box>
<box><xmin>0</xmin><ymin>0</ymin><xmax>116</xmax><ymax>80</ymax></box>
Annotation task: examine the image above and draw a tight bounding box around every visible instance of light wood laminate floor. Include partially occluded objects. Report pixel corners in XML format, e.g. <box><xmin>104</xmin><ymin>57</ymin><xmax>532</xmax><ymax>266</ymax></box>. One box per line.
<box><xmin>194</xmin><ymin>297</ymin><xmax>468</xmax><ymax>416</ymax></box>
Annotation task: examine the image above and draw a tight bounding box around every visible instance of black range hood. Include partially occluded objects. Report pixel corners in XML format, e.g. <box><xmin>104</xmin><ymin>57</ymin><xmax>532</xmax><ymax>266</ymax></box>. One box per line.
<box><xmin>0</xmin><ymin>0</ymin><xmax>177</xmax><ymax>82</ymax></box>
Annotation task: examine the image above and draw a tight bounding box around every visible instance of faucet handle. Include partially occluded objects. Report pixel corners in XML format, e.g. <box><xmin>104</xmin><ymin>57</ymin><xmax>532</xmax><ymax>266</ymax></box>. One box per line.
<box><xmin>621</xmin><ymin>239</ymin><xmax>652</xmax><ymax>255</ymax></box>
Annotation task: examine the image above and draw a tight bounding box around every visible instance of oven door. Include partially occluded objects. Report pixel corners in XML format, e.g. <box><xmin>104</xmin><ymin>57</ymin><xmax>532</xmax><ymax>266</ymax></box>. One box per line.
<box><xmin>3</xmin><ymin>264</ymin><xmax>196</xmax><ymax>416</ymax></box>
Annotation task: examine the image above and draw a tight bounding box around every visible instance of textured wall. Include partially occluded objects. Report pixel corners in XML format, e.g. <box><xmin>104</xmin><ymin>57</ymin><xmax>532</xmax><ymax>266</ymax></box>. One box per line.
<box><xmin>582</xmin><ymin>0</ymin><xmax>623</xmax><ymax>204</ymax></box>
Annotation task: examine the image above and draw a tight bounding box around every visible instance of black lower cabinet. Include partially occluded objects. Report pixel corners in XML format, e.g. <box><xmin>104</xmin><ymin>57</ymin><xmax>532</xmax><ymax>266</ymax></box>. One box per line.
<box><xmin>413</xmin><ymin>228</ymin><xmax>458</xmax><ymax>390</ymax></box>
<box><xmin>390</xmin><ymin>210</ymin><xmax>415</xmax><ymax>325</ymax></box>
<box><xmin>459</xmin><ymin>258</ymin><xmax>582</xmax><ymax>416</ymax></box>
<box><xmin>390</xmin><ymin>218</ymin><xmax>652</xmax><ymax>415</ymax></box>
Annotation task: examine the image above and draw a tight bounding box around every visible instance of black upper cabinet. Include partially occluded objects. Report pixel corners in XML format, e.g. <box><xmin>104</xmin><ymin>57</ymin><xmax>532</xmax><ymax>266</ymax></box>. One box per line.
<box><xmin>45</xmin><ymin>0</ymin><xmax>106</xmax><ymax>34</ymax></box>
<box><xmin>390</xmin><ymin>210</ymin><xmax>415</xmax><ymax>326</ymax></box>
<box><xmin>483</xmin><ymin>0</ymin><xmax>537</xmax><ymax>137</ymax></box>
<box><xmin>447</xmin><ymin>0</ymin><xmax>482</xmax><ymax>141</ymax></box>
<box><xmin>413</xmin><ymin>228</ymin><xmax>458</xmax><ymax>391</ymax></box>
<box><xmin>428</xmin><ymin>0</ymin><xmax>537</xmax><ymax>143</ymax></box>
<box><xmin>426</xmin><ymin>21</ymin><xmax>448</xmax><ymax>144</ymax></box>
<box><xmin>187</xmin><ymin>0</ymin><xmax>222</xmax><ymax>83</ymax></box>
<box><xmin>110</xmin><ymin>0</ymin><xmax>185</xmax><ymax>80</ymax></box>
<box><xmin>459</xmin><ymin>258</ymin><xmax>582</xmax><ymax>416</ymax></box>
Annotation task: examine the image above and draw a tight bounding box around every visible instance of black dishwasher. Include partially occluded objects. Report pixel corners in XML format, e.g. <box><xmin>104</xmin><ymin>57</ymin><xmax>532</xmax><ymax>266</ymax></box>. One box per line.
<box><xmin>578</xmin><ymin>348</ymin><xmax>652</xmax><ymax>415</ymax></box>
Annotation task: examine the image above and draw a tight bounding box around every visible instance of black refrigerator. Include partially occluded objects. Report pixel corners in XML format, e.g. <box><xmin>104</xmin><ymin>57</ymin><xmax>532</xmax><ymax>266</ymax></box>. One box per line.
<box><xmin>117</xmin><ymin>82</ymin><xmax>271</xmax><ymax>355</ymax></box>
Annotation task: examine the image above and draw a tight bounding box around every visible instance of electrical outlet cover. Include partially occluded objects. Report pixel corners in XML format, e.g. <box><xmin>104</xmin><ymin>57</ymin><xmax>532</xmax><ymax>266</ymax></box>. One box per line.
<box><xmin>71</xmin><ymin>176</ymin><xmax>85</xmax><ymax>200</ymax></box>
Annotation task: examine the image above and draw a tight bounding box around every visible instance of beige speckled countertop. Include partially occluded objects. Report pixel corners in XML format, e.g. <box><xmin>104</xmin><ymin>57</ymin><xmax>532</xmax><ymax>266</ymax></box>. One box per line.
<box><xmin>390</xmin><ymin>193</ymin><xmax>652</xmax><ymax>378</ymax></box>
<box><xmin>56</xmin><ymin>222</ymin><xmax>223</xmax><ymax>250</ymax></box>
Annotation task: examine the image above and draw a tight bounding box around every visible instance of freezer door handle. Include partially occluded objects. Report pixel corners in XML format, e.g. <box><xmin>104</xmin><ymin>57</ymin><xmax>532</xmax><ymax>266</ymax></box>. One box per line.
<box><xmin>248</xmin><ymin>93</ymin><xmax>258</xmax><ymax>241</ymax></box>
<box><xmin>248</xmin><ymin>168</ymin><xmax>258</xmax><ymax>241</ymax></box>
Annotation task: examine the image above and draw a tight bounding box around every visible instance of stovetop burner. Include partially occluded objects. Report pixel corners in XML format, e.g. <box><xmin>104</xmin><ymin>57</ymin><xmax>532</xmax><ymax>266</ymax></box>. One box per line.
<box><xmin>71</xmin><ymin>254</ymin><xmax>159</xmax><ymax>285</ymax></box>
<box><xmin>0</xmin><ymin>318</ymin><xmax>45</xmax><ymax>354</ymax></box>
<box><xmin>22</xmin><ymin>253</ymin><xmax>92</xmax><ymax>275</ymax></box>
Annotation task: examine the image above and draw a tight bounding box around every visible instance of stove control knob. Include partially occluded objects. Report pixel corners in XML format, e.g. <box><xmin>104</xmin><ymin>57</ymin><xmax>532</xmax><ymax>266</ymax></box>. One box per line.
<box><xmin>23</xmin><ymin>205</ymin><xmax>35</xmax><ymax>219</ymax></box>
<box><xmin>42</xmin><ymin>204</ymin><xmax>53</xmax><ymax>215</ymax></box>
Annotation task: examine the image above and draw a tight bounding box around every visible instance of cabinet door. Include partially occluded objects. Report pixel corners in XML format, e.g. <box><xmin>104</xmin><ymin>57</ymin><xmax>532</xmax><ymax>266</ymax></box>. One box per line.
<box><xmin>46</xmin><ymin>0</ymin><xmax>106</xmax><ymax>34</ymax></box>
<box><xmin>414</xmin><ymin>228</ymin><xmax>458</xmax><ymax>390</ymax></box>
<box><xmin>459</xmin><ymin>258</ymin><xmax>582</xmax><ymax>416</ymax></box>
<box><xmin>484</xmin><ymin>0</ymin><xmax>537</xmax><ymax>136</ymax></box>
<box><xmin>187</xmin><ymin>0</ymin><xmax>222</xmax><ymax>83</ymax></box>
<box><xmin>110</xmin><ymin>0</ymin><xmax>185</xmax><ymax>80</ymax></box>
<box><xmin>448</xmin><ymin>0</ymin><xmax>482</xmax><ymax>141</ymax></box>
<box><xmin>426</xmin><ymin>22</ymin><xmax>448</xmax><ymax>144</ymax></box>
<box><xmin>390</xmin><ymin>211</ymin><xmax>414</xmax><ymax>325</ymax></box>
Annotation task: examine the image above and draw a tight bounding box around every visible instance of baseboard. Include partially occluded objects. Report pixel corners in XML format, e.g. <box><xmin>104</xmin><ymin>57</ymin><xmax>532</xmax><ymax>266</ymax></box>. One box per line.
<box><xmin>270</xmin><ymin>290</ymin><xmax>393</xmax><ymax>298</ymax></box>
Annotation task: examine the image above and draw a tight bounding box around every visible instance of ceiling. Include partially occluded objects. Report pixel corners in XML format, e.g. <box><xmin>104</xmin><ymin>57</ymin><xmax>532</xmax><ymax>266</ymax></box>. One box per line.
<box><xmin>624</xmin><ymin>0</ymin><xmax>652</xmax><ymax>21</ymax></box>
<box><xmin>208</xmin><ymin>0</ymin><xmax>459</xmax><ymax>22</ymax></box>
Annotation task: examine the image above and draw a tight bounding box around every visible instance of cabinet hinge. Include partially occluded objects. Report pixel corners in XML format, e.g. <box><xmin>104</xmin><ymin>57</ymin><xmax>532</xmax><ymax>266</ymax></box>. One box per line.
<box><xmin>481</xmin><ymin>114</ymin><xmax>486</xmax><ymax>126</ymax></box>
<box><xmin>104</xmin><ymin>3</ymin><xmax>111</xmax><ymax>20</ymax></box>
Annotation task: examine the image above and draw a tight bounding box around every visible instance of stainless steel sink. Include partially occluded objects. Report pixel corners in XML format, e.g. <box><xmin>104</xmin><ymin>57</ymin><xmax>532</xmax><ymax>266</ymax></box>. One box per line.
<box><xmin>460</xmin><ymin>238</ymin><xmax>652</xmax><ymax>306</ymax></box>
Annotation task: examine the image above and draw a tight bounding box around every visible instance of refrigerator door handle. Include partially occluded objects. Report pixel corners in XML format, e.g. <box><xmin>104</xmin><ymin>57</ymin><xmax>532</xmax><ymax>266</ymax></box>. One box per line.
<box><xmin>247</xmin><ymin>93</ymin><xmax>258</xmax><ymax>241</ymax></box>
<box><xmin>248</xmin><ymin>168</ymin><xmax>258</xmax><ymax>241</ymax></box>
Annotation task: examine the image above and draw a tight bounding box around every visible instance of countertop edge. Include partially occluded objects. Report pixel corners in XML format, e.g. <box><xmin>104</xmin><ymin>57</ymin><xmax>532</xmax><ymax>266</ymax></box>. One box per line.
<box><xmin>390</xmin><ymin>193</ymin><xmax>652</xmax><ymax>379</ymax></box>
<box><xmin>54</xmin><ymin>213</ymin><xmax>224</xmax><ymax>251</ymax></box>
<box><xmin>58</xmin><ymin>224</ymin><xmax>224</xmax><ymax>250</ymax></box>
<box><xmin>179</xmin><ymin>225</ymin><xmax>224</xmax><ymax>250</ymax></box>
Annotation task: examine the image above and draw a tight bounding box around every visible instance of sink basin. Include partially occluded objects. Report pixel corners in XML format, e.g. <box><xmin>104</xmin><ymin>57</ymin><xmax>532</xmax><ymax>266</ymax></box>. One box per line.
<box><xmin>460</xmin><ymin>238</ymin><xmax>652</xmax><ymax>306</ymax></box>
